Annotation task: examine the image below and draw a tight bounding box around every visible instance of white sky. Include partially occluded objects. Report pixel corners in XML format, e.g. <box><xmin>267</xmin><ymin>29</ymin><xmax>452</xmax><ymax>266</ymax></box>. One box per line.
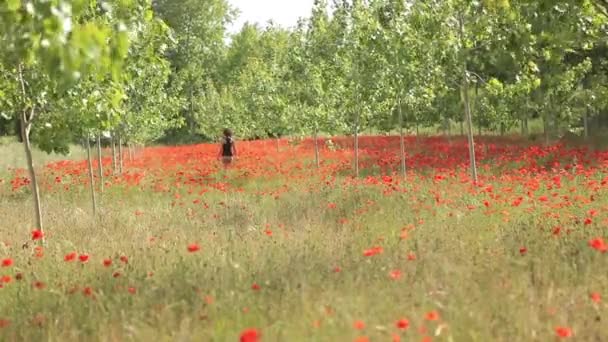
<box><xmin>227</xmin><ymin>0</ymin><xmax>315</xmax><ymax>33</ymax></box>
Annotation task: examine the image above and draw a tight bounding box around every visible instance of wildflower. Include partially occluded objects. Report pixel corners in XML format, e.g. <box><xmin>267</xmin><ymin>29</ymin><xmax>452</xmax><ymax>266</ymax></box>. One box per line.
<box><xmin>128</xmin><ymin>287</ymin><xmax>137</xmax><ymax>295</ymax></box>
<box><xmin>1</xmin><ymin>258</ymin><xmax>12</xmax><ymax>267</ymax></box>
<box><xmin>31</xmin><ymin>230</ymin><xmax>43</xmax><ymax>241</ymax></box>
<box><xmin>120</xmin><ymin>256</ymin><xmax>129</xmax><ymax>264</ymax></box>
<box><xmin>590</xmin><ymin>292</ymin><xmax>601</xmax><ymax>303</ymax></box>
<box><xmin>1</xmin><ymin>275</ymin><xmax>11</xmax><ymax>283</ymax></box>
<box><xmin>240</xmin><ymin>328</ymin><xmax>260</xmax><ymax>342</ymax></box>
<box><xmin>425</xmin><ymin>311</ymin><xmax>440</xmax><ymax>321</ymax></box>
<box><xmin>363</xmin><ymin>246</ymin><xmax>383</xmax><ymax>257</ymax></box>
<box><xmin>79</xmin><ymin>254</ymin><xmax>89</xmax><ymax>263</ymax></box>
<box><xmin>353</xmin><ymin>320</ymin><xmax>365</xmax><ymax>330</ymax></box>
<box><xmin>33</xmin><ymin>281</ymin><xmax>45</xmax><ymax>289</ymax></box>
<box><xmin>589</xmin><ymin>238</ymin><xmax>607</xmax><ymax>253</ymax></box>
<box><xmin>519</xmin><ymin>247</ymin><xmax>527</xmax><ymax>255</ymax></box>
<box><xmin>187</xmin><ymin>243</ymin><xmax>200</xmax><ymax>253</ymax></box>
<box><xmin>555</xmin><ymin>326</ymin><xmax>572</xmax><ymax>338</ymax></box>
<box><xmin>64</xmin><ymin>252</ymin><xmax>77</xmax><ymax>262</ymax></box>
<box><xmin>396</xmin><ymin>318</ymin><xmax>410</xmax><ymax>330</ymax></box>
<box><xmin>103</xmin><ymin>259</ymin><xmax>112</xmax><ymax>267</ymax></box>
<box><xmin>390</xmin><ymin>270</ymin><xmax>403</xmax><ymax>280</ymax></box>
<box><xmin>251</xmin><ymin>283</ymin><xmax>261</xmax><ymax>291</ymax></box>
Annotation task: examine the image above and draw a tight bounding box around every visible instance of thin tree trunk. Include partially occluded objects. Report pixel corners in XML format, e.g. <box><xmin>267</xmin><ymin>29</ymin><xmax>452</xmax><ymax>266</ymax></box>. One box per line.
<box><xmin>584</xmin><ymin>108</ymin><xmax>589</xmax><ymax>141</ymax></box>
<box><xmin>543</xmin><ymin>114</ymin><xmax>549</xmax><ymax>145</ymax></box>
<box><xmin>354</xmin><ymin>117</ymin><xmax>360</xmax><ymax>178</ymax></box>
<box><xmin>86</xmin><ymin>137</ymin><xmax>97</xmax><ymax>216</ymax></box>
<box><xmin>313</xmin><ymin>128</ymin><xmax>320</xmax><ymax>168</ymax></box>
<box><xmin>463</xmin><ymin>66</ymin><xmax>478</xmax><ymax>183</ymax></box>
<box><xmin>111</xmin><ymin>132</ymin><xmax>117</xmax><ymax>174</ymax></box>
<box><xmin>118</xmin><ymin>132</ymin><xmax>124</xmax><ymax>174</ymax></box>
<box><xmin>398</xmin><ymin>97</ymin><xmax>406</xmax><ymax>179</ymax></box>
<box><xmin>96</xmin><ymin>134</ymin><xmax>104</xmax><ymax>194</ymax></box>
<box><xmin>18</xmin><ymin>64</ymin><xmax>43</xmax><ymax>234</ymax></box>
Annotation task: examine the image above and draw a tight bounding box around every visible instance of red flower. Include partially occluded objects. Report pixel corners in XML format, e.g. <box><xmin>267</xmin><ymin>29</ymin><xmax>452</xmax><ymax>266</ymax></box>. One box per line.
<box><xmin>396</xmin><ymin>318</ymin><xmax>410</xmax><ymax>330</ymax></box>
<box><xmin>519</xmin><ymin>247</ymin><xmax>527</xmax><ymax>255</ymax></box>
<box><xmin>103</xmin><ymin>259</ymin><xmax>112</xmax><ymax>267</ymax></box>
<box><xmin>390</xmin><ymin>270</ymin><xmax>402</xmax><ymax>280</ymax></box>
<box><xmin>363</xmin><ymin>246</ymin><xmax>383</xmax><ymax>257</ymax></box>
<box><xmin>333</xmin><ymin>266</ymin><xmax>342</xmax><ymax>273</ymax></box>
<box><xmin>187</xmin><ymin>243</ymin><xmax>200</xmax><ymax>253</ymax></box>
<box><xmin>64</xmin><ymin>252</ymin><xmax>77</xmax><ymax>262</ymax></box>
<box><xmin>120</xmin><ymin>256</ymin><xmax>129</xmax><ymax>264</ymax></box>
<box><xmin>83</xmin><ymin>287</ymin><xmax>93</xmax><ymax>297</ymax></box>
<box><xmin>1</xmin><ymin>258</ymin><xmax>12</xmax><ymax>267</ymax></box>
<box><xmin>33</xmin><ymin>281</ymin><xmax>45</xmax><ymax>289</ymax></box>
<box><xmin>589</xmin><ymin>238</ymin><xmax>607</xmax><ymax>253</ymax></box>
<box><xmin>555</xmin><ymin>326</ymin><xmax>572</xmax><ymax>338</ymax></box>
<box><xmin>240</xmin><ymin>328</ymin><xmax>260</xmax><ymax>342</ymax></box>
<box><xmin>425</xmin><ymin>311</ymin><xmax>440</xmax><ymax>321</ymax></box>
<box><xmin>1</xmin><ymin>275</ymin><xmax>11</xmax><ymax>283</ymax></box>
<box><xmin>584</xmin><ymin>218</ymin><xmax>593</xmax><ymax>226</ymax></box>
<box><xmin>31</xmin><ymin>230</ymin><xmax>43</xmax><ymax>241</ymax></box>
<box><xmin>353</xmin><ymin>320</ymin><xmax>365</xmax><ymax>330</ymax></box>
<box><xmin>354</xmin><ymin>337</ymin><xmax>369</xmax><ymax>342</ymax></box>
<box><xmin>264</xmin><ymin>229</ymin><xmax>273</xmax><ymax>236</ymax></box>
<box><xmin>79</xmin><ymin>254</ymin><xmax>89</xmax><ymax>263</ymax></box>
<box><xmin>128</xmin><ymin>287</ymin><xmax>137</xmax><ymax>295</ymax></box>
<box><xmin>251</xmin><ymin>283</ymin><xmax>261</xmax><ymax>291</ymax></box>
<box><xmin>407</xmin><ymin>252</ymin><xmax>417</xmax><ymax>261</ymax></box>
<box><xmin>590</xmin><ymin>292</ymin><xmax>601</xmax><ymax>303</ymax></box>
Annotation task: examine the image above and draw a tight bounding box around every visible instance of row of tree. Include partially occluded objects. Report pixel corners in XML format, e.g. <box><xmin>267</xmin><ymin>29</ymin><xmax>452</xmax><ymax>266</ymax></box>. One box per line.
<box><xmin>1</xmin><ymin>0</ymin><xmax>607</xmax><ymax>233</ymax></box>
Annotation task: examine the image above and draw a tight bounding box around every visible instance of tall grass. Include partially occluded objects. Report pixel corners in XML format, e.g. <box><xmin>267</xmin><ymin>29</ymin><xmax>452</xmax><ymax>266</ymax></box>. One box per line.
<box><xmin>0</xmin><ymin>138</ymin><xmax>606</xmax><ymax>341</ymax></box>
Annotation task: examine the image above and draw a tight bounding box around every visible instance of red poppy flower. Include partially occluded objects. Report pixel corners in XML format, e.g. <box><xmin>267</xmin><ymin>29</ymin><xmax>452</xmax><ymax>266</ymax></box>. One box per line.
<box><xmin>590</xmin><ymin>292</ymin><xmax>601</xmax><ymax>303</ymax></box>
<box><xmin>425</xmin><ymin>311</ymin><xmax>440</xmax><ymax>321</ymax></box>
<box><xmin>555</xmin><ymin>326</ymin><xmax>572</xmax><ymax>338</ymax></box>
<box><xmin>589</xmin><ymin>238</ymin><xmax>607</xmax><ymax>253</ymax></box>
<box><xmin>187</xmin><ymin>243</ymin><xmax>200</xmax><ymax>252</ymax></box>
<box><xmin>363</xmin><ymin>246</ymin><xmax>383</xmax><ymax>257</ymax></box>
<box><xmin>64</xmin><ymin>252</ymin><xmax>77</xmax><ymax>262</ymax></box>
<box><xmin>103</xmin><ymin>259</ymin><xmax>112</xmax><ymax>267</ymax></box>
<box><xmin>1</xmin><ymin>258</ymin><xmax>12</xmax><ymax>267</ymax></box>
<box><xmin>251</xmin><ymin>283</ymin><xmax>261</xmax><ymax>291</ymax></box>
<box><xmin>79</xmin><ymin>254</ymin><xmax>89</xmax><ymax>263</ymax></box>
<box><xmin>120</xmin><ymin>256</ymin><xmax>129</xmax><ymax>264</ymax></box>
<box><xmin>240</xmin><ymin>328</ymin><xmax>260</xmax><ymax>342</ymax></box>
<box><xmin>396</xmin><ymin>318</ymin><xmax>410</xmax><ymax>330</ymax></box>
<box><xmin>390</xmin><ymin>270</ymin><xmax>402</xmax><ymax>280</ymax></box>
<box><xmin>31</xmin><ymin>230</ymin><xmax>43</xmax><ymax>241</ymax></box>
<box><xmin>353</xmin><ymin>320</ymin><xmax>365</xmax><ymax>330</ymax></box>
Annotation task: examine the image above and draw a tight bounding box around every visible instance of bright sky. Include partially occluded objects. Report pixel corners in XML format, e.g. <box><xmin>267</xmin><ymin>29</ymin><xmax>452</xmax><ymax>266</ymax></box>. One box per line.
<box><xmin>227</xmin><ymin>0</ymin><xmax>315</xmax><ymax>33</ymax></box>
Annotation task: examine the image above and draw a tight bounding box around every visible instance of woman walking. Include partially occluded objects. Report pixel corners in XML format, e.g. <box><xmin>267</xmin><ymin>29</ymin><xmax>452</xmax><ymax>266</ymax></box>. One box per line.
<box><xmin>218</xmin><ymin>128</ymin><xmax>237</xmax><ymax>167</ymax></box>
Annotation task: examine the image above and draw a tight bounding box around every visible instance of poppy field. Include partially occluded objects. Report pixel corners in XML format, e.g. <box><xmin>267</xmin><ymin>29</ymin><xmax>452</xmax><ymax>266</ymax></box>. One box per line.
<box><xmin>1</xmin><ymin>135</ymin><xmax>607</xmax><ymax>341</ymax></box>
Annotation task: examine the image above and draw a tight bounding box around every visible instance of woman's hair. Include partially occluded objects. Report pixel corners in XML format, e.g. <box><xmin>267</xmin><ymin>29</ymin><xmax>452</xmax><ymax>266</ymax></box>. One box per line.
<box><xmin>223</xmin><ymin>128</ymin><xmax>232</xmax><ymax>137</ymax></box>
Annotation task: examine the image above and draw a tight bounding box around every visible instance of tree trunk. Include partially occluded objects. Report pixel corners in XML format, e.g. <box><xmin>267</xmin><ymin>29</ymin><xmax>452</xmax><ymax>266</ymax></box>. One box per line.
<box><xmin>18</xmin><ymin>64</ymin><xmax>43</xmax><ymax>235</ymax></box>
<box><xmin>86</xmin><ymin>137</ymin><xmax>97</xmax><ymax>216</ymax></box>
<box><xmin>313</xmin><ymin>128</ymin><xmax>320</xmax><ymax>168</ymax></box>
<box><xmin>543</xmin><ymin>114</ymin><xmax>549</xmax><ymax>145</ymax></box>
<box><xmin>111</xmin><ymin>132</ymin><xmax>117</xmax><ymax>174</ymax></box>
<box><xmin>463</xmin><ymin>66</ymin><xmax>478</xmax><ymax>183</ymax></box>
<box><xmin>354</xmin><ymin>119</ymin><xmax>360</xmax><ymax>178</ymax></box>
<box><xmin>20</xmin><ymin>110</ymin><xmax>43</xmax><ymax>233</ymax></box>
<box><xmin>96</xmin><ymin>134</ymin><xmax>104</xmax><ymax>194</ymax></box>
<box><xmin>584</xmin><ymin>108</ymin><xmax>589</xmax><ymax>141</ymax></box>
<box><xmin>118</xmin><ymin>132</ymin><xmax>124</xmax><ymax>174</ymax></box>
<box><xmin>398</xmin><ymin>97</ymin><xmax>407</xmax><ymax>179</ymax></box>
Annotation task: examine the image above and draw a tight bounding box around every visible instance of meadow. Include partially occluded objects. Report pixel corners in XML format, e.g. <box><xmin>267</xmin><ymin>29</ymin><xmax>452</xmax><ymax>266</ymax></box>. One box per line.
<box><xmin>0</xmin><ymin>135</ymin><xmax>607</xmax><ymax>342</ymax></box>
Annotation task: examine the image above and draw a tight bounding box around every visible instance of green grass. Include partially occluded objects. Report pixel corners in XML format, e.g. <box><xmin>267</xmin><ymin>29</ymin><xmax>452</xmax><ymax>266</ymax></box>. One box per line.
<box><xmin>0</xmin><ymin>140</ymin><xmax>606</xmax><ymax>341</ymax></box>
<box><xmin>0</xmin><ymin>137</ymin><xmax>86</xmax><ymax>173</ymax></box>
